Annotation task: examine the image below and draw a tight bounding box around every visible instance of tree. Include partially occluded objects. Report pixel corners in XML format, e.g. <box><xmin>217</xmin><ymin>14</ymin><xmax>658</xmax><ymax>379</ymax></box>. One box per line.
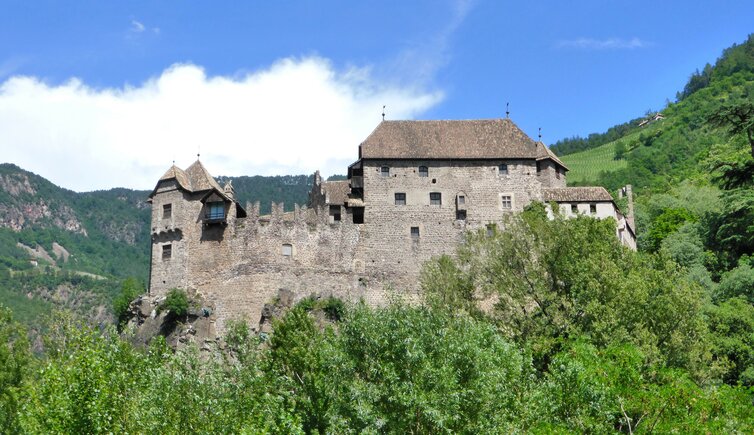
<box><xmin>112</xmin><ymin>277</ymin><xmax>143</xmax><ymax>325</ymax></box>
<box><xmin>0</xmin><ymin>305</ymin><xmax>30</xmax><ymax>433</ymax></box>
<box><xmin>708</xmin><ymin>101</ymin><xmax>754</xmax><ymax>158</ymax></box>
<box><xmin>421</xmin><ymin>206</ymin><xmax>712</xmax><ymax>377</ymax></box>
<box><xmin>614</xmin><ymin>141</ymin><xmax>627</xmax><ymax>160</ymax></box>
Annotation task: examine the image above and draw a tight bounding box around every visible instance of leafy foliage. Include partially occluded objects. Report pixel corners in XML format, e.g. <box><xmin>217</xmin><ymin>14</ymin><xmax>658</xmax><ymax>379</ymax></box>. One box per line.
<box><xmin>112</xmin><ymin>277</ymin><xmax>144</xmax><ymax>324</ymax></box>
<box><xmin>161</xmin><ymin>288</ymin><xmax>189</xmax><ymax>317</ymax></box>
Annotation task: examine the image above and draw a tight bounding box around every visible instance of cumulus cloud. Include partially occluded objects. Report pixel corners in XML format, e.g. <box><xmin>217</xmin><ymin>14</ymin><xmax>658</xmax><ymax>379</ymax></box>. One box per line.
<box><xmin>556</xmin><ymin>37</ymin><xmax>651</xmax><ymax>50</ymax></box>
<box><xmin>0</xmin><ymin>58</ymin><xmax>443</xmax><ymax>191</ymax></box>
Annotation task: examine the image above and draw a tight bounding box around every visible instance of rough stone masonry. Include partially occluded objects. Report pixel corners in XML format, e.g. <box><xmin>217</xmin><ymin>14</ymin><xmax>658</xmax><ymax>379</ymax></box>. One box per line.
<box><xmin>147</xmin><ymin>118</ymin><xmax>636</xmax><ymax>334</ymax></box>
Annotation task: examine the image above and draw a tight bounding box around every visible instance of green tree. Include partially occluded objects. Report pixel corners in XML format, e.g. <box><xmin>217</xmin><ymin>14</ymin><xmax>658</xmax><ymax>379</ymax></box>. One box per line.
<box><xmin>0</xmin><ymin>305</ymin><xmax>30</xmax><ymax>434</ymax></box>
<box><xmin>422</xmin><ymin>208</ymin><xmax>712</xmax><ymax>377</ymax></box>
<box><xmin>614</xmin><ymin>140</ymin><xmax>627</xmax><ymax>160</ymax></box>
<box><xmin>706</xmin><ymin>297</ymin><xmax>754</xmax><ymax>385</ymax></box>
<box><xmin>112</xmin><ymin>277</ymin><xmax>143</xmax><ymax>324</ymax></box>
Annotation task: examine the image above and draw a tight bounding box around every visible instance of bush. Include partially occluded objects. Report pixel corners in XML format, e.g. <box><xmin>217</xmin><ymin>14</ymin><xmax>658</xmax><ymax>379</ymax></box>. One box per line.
<box><xmin>162</xmin><ymin>288</ymin><xmax>189</xmax><ymax>317</ymax></box>
<box><xmin>112</xmin><ymin>277</ymin><xmax>143</xmax><ymax>322</ymax></box>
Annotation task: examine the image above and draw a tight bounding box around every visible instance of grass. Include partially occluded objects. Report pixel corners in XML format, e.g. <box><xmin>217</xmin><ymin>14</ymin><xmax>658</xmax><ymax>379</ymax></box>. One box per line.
<box><xmin>560</xmin><ymin>142</ymin><xmax>626</xmax><ymax>184</ymax></box>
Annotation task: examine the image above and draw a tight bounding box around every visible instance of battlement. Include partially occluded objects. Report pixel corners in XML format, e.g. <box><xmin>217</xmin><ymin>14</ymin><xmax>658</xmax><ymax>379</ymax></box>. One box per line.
<box><xmin>147</xmin><ymin>118</ymin><xmax>634</xmax><ymax>334</ymax></box>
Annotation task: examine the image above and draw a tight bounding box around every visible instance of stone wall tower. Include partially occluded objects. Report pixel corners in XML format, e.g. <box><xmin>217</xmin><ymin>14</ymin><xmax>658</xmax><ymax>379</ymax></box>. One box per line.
<box><xmin>147</xmin><ymin>160</ymin><xmax>246</xmax><ymax>297</ymax></box>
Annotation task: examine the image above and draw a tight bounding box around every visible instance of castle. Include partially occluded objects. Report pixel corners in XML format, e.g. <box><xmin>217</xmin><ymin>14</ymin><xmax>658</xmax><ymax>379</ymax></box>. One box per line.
<box><xmin>147</xmin><ymin>118</ymin><xmax>636</xmax><ymax>333</ymax></box>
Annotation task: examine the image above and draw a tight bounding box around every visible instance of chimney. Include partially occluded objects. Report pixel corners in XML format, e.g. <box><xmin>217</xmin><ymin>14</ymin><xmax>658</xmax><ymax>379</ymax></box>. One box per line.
<box><xmin>625</xmin><ymin>185</ymin><xmax>635</xmax><ymax>231</ymax></box>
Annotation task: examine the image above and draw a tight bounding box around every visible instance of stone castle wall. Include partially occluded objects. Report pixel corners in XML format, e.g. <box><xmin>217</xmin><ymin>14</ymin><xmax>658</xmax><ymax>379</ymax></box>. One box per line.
<box><xmin>148</xmin><ymin>158</ymin><xmax>566</xmax><ymax>334</ymax></box>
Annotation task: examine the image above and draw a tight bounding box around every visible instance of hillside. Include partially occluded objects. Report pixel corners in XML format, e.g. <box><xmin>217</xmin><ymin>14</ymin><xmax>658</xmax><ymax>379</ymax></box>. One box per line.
<box><xmin>0</xmin><ymin>164</ymin><xmax>319</xmax><ymax>329</ymax></box>
<box><xmin>554</xmin><ymin>34</ymin><xmax>754</xmax><ymax>282</ymax></box>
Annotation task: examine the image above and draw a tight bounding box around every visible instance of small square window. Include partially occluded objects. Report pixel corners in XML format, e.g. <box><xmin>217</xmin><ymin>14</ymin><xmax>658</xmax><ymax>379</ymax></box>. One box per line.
<box><xmin>206</xmin><ymin>202</ymin><xmax>225</xmax><ymax>220</ymax></box>
<box><xmin>456</xmin><ymin>210</ymin><xmax>467</xmax><ymax>220</ymax></box>
<box><xmin>458</xmin><ymin>195</ymin><xmax>465</xmax><ymax>205</ymax></box>
<box><xmin>381</xmin><ymin>166</ymin><xmax>390</xmax><ymax>177</ymax></box>
<box><xmin>571</xmin><ymin>204</ymin><xmax>578</xmax><ymax>214</ymax></box>
<box><xmin>395</xmin><ymin>192</ymin><xmax>406</xmax><ymax>205</ymax></box>
<box><xmin>162</xmin><ymin>203</ymin><xmax>172</xmax><ymax>219</ymax></box>
<box><xmin>501</xmin><ymin>195</ymin><xmax>512</xmax><ymax>210</ymax></box>
<box><xmin>590</xmin><ymin>204</ymin><xmax>597</xmax><ymax>214</ymax></box>
<box><xmin>418</xmin><ymin>166</ymin><xmax>428</xmax><ymax>177</ymax></box>
<box><xmin>430</xmin><ymin>192</ymin><xmax>442</xmax><ymax>205</ymax></box>
<box><xmin>162</xmin><ymin>244</ymin><xmax>172</xmax><ymax>260</ymax></box>
<box><xmin>282</xmin><ymin>244</ymin><xmax>293</xmax><ymax>257</ymax></box>
<box><xmin>329</xmin><ymin>205</ymin><xmax>341</xmax><ymax>222</ymax></box>
<box><xmin>499</xmin><ymin>164</ymin><xmax>508</xmax><ymax>175</ymax></box>
<box><xmin>410</xmin><ymin>226</ymin><xmax>420</xmax><ymax>238</ymax></box>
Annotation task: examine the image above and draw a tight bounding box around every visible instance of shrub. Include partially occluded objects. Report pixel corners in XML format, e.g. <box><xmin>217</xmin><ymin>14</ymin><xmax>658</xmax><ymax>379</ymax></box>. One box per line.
<box><xmin>162</xmin><ymin>288</ymin><xmax>189</xmax><ymax>317</ymax></box>
<box><xmin>112</xmin><ymin>277</ymin><xmax>143</xmax><ymax>322</ymax></box>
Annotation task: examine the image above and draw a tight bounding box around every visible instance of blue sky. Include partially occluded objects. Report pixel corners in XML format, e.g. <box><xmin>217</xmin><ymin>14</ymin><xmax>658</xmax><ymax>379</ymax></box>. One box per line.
<box><xmin>1</xmin><ymin>1</ymin><xmax>753</xmax><ymax>190</ymax></box>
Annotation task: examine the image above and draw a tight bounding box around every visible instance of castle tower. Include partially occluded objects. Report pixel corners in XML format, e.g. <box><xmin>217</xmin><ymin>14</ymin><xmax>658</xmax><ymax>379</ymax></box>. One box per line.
<box><xmin>147</xmin><ymin>160</ymin><xmax>247</xmax><ymax>296</ymax></box>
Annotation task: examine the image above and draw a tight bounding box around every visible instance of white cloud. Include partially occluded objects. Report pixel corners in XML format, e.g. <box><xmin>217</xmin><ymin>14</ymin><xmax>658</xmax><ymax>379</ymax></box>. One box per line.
<box><xmin>0</xmin><ymin>58</ymin><xmax>443</xmax><ymax>191</ymax></box>
<box><xmin>130</xmin><ymin>20</ymin><xmax>146</xmax><ymax>33</ymax></box>
<box><xmin>556</xmin><ymin>37</ymin><xmax>651</xmax><ymax>50</ymax></box>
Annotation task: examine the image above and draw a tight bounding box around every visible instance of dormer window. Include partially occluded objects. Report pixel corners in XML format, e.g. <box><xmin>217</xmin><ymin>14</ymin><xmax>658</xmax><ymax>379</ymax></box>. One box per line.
<box><xmin>206</xmin><ymin>202</ymin><xmax>225</xmax><ymax>221</ymax></box>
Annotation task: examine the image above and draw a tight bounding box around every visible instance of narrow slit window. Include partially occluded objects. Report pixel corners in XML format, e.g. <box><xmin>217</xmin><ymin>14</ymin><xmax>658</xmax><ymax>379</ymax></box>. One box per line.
<box><xmin>499</xmin><ymin>163</ymin><xmax>508</xmax><ymax>175</ymax></box>
<box><xmin>410</xmin><ymin>226</ymin><xmax>420</xmax><ymax>238</ymax></box>
<box><xmin>501</xmin><ymin>195</ymin><xmax>512</xmax><ymax>210</ymax></box>
<box><xmin>418</xmin><ymin>166</ymin><xmax>428</xmax><ymax>177</ymax></box>
<box><xmin>394</xmin><ymin>192</ymin><xmax>406</xmax><ymax>205</ymax></box>
<box><xmin>162</xmin><ymin>244</ymin><xmax>172</xmax><ymax>260</ymax></box>
<box><xmin>556</xmin><ymin>167</ymin><xmax>561</xmax><ymax>179</ymax></box>
<box><xmin>162</xmin><ymin>203</ymin><xmax>172</xmax><ymax>219</ymax></box>
<box><xmin>380</xmin><ymin>166</ymin><xmax>390</xmax><ymax>177</ymax></box>
<box><xmin>430</xmin><ymin>192</ymin><xmax>442</xmax><ymax>205</ymax></box>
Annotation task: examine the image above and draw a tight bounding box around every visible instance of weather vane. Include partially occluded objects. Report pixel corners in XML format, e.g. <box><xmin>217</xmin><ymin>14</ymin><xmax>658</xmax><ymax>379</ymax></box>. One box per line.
<box><xmin>382</xmin><ymin>105</ymin><xmax>386</xmax><ymax>121</ymax></box>
<box><xmin>506</xmin><ymin>102</ymin><xmax>510</xmax><ymax>119</ymax></box>
<box><xmin>538</xmin><ymin>127</ymin><xmax>542</xmax><ymax>141</ymax></box>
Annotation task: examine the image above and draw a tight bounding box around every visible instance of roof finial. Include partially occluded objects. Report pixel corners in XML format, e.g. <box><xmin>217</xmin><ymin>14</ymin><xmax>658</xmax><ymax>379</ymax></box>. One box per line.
<box><xmin>538</xmin><ymin>127</ymin><xmax>542</xmax><ymax>141</ymax></box>
<box><xmin>197</xmin><ymin>145</ymin><xmax>200</xmax><ymax>161</ymax></box>
<box><xmin>382</xmin><ymin>105</ymin><xmax>386</xmax><ymax>121</ymax></box>
<box><xmin>506</xmin><ymin>102</ymin><xmax>510</xmax><ymax>119</ymax></box>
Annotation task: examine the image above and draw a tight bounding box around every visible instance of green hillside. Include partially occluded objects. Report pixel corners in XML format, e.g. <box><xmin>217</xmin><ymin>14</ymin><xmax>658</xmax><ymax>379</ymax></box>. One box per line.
<box><xmin>560</xmin><ymin>141</ymin><xmax>628</xmax><ymax>184</ymax></box>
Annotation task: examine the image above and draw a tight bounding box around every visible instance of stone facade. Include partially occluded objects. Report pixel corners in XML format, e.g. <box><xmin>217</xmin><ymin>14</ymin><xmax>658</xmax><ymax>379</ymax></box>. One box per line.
<box><xmin>148</xmin><ymin>118</ymin><xmax>636</xmax><ymax>333</ymax></box>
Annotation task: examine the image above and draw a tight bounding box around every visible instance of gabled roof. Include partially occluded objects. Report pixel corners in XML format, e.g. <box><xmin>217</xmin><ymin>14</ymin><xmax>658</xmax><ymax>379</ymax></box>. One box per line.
<box><xmin>543</xmin><ymin>187</ymin><xmax>614</xmax><ymax>202</ymax></box>
<box><xmin>359</xmin><ymin>119</ymin><xmax>539</xmax><ymax>160</ymax></box>
<box><xmin>322</xmin><ymin>180</ymin><xmax>350</xmax><ymax>205</ymax></box>
<box><xmin>536</xmin><ymin>142</ymin><xmax>569</xmax><ymax>170</ymax></box>
<box><xmin>150</xmin><ymin>160</ymin><xmax>227</xmax><ymax>199</ymax></box>
<box><xmin>158</xmin><ymin>165</ymin><xmax>191</xmax><ymax>191</ymax></box>
<box><xmin>185</xmin><ymin>160</ymin><xmax>224</xmax><ymax>193</ymax></box>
